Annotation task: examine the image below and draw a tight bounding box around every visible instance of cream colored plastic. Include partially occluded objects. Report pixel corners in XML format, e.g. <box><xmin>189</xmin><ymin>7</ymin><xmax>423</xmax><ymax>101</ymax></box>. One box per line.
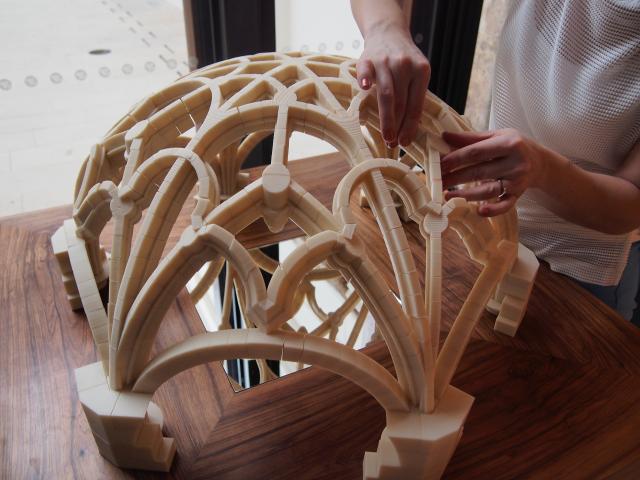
<box><xmin>51</xmin><ymin>52</ymin><xmax>538</xmax><ymax>478</ymax></box>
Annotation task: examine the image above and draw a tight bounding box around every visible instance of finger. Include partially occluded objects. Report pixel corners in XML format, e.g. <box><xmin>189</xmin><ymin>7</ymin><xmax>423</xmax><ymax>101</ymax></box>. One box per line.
<box><xmin>442</xmin><ymin>130</ymin><xmax>494</xmax><ymax>149</ymax></box>
<box><xmin>441</xmin><ymin>135</ymin><xmax>515</xmax><ymax>174</ymax></box>
<box><xmin>398</xmin><ymin>64</ymin><xmax>429</xmax><ymax>146</ymax></box>
<box><xmin>444</xmin><ymin>180</ymin><xmax>503</xmax><ymax>202</ymax></box>
<box><xmin>356</xmin><ymin>58</ymin><xmax>375</xmax><ymax>90</ymax></box>
<box><xmin>477</xmin><ymin>195</ymin><xmax>517</xmax><ymax>217</ymax></box>
<box><xmin>442</xmin><ymin>156</ymin><xmax>515</xmax><ymax>189</ymax></box>
<box><xmin>375</xmin><ymin>64</ymin><xmax>396</xmax><ymax>144</ymax></box>
<box><xmin>389</xmin><ymin>59</ymin><xmax>411</xmax><ymax>142</ymax></box>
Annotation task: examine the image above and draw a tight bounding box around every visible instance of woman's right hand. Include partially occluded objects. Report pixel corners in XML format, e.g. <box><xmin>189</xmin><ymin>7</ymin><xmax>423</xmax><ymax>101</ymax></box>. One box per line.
<box><xmin>356</xmin><ymin>22</ymin><xmax>431</xmax><ymax>148</ymax></box>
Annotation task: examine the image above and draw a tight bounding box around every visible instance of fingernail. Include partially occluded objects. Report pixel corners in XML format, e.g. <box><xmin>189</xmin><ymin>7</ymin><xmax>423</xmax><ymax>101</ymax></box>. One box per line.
<box><xmin>361</xmin><ymin>78</ymin><xmax>370</xmax><ymax>89</ymax></box>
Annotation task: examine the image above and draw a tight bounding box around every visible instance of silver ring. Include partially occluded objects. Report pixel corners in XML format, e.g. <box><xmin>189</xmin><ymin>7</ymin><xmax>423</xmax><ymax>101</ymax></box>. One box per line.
<box><xmin>497</xmin><ymin>178</ymin><xmax>508</xmax><ymax>200</ymax></box>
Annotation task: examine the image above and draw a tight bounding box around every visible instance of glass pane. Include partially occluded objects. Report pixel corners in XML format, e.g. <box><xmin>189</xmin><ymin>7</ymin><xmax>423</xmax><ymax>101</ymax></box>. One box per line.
<box><xmin>0</xmin><ymin>0</ymin><xmax>188</xmax><ymax>216</ymax></box>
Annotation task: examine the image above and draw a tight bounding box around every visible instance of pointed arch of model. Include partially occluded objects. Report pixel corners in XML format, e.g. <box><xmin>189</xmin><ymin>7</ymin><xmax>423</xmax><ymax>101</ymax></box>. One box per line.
<box><xmin>108</xmin><ymin>147</ymin><xmax>221</xmax><ymax>360</ymax></box>
<box><xmin>332</xmin><ymin>158</ymin><xmax>431</xmax><ymax>226</ymax></box>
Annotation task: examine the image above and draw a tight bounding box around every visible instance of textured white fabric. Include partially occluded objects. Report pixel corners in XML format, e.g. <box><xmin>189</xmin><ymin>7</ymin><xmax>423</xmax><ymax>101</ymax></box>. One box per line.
<box><xmin>490</xmin><ymin>0</ymin><xmax>640</xmax><ymax>285</ymax></box>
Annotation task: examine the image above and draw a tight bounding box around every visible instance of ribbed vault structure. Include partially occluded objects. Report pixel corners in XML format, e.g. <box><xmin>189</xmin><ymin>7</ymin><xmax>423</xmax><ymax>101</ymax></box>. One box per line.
<box><xmin>52</xmin><ymin>52</ymin><xmax>538</xmax><ymax>478</ymax></box>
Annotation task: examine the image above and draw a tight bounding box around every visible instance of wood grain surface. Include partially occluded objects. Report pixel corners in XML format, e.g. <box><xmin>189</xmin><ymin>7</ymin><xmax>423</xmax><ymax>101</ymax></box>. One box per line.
<box><xmin>1</xmin><ymin>153</ymin><xmax>639</xmax><ymax>479</ymax></box>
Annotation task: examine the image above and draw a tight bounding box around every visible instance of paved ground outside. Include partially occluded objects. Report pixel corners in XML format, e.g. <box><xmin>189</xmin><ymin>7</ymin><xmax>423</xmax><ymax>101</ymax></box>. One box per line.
<box><xmin>0</xmin><ymin>0</ymin><xmax>188</xmax><ymax>216</ymax></box>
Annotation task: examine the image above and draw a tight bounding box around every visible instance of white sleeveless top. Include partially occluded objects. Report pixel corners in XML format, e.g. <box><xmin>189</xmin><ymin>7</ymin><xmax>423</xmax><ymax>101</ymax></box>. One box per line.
<box><xmin>490</xmin><ymin>0</ymin><xmax>640</xmax><ymax>286</ymax></box>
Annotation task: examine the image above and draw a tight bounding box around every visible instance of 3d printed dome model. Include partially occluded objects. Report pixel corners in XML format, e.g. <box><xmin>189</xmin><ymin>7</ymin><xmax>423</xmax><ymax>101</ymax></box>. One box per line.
<box><xmin>51</xmin><ymin>52</ymin><xmax>538</xmax><ymax>479</ymax></box>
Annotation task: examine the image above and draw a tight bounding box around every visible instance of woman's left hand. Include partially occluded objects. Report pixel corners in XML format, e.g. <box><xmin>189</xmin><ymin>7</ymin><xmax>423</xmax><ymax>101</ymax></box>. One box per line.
<box><xmin>441</xmin><ymin>129</ymin><xmax>546</xmax><ymax>216</ymax></box>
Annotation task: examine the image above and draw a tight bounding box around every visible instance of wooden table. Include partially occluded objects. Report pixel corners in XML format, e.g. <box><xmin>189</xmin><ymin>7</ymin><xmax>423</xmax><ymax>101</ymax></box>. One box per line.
<box><xmin>2</xmin><ymin>153</ymin><xmax>640</xmax><ymax>479</ymax></box>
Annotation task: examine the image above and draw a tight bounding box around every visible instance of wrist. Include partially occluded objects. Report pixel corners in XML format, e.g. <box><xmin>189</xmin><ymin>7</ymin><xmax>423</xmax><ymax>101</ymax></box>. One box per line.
<box><xmin>364</xmin><ymin>18</ymin><xmax>410</xmax><ymax>40</ymax></box>
<box><xmin>531</xmin><ymin>142</ymin><xmax>570</xmax><ymax>191</ymax></box>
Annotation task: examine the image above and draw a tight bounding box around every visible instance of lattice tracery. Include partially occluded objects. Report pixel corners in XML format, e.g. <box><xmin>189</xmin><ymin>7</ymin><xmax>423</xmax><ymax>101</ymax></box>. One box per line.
<box><xmin>51</xmin><ymin>52</ymin><xmax>538</xmax><ymax>478</ymax></box>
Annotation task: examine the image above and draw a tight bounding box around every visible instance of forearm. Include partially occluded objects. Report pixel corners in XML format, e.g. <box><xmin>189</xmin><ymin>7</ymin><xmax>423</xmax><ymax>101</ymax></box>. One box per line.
<box><xmin>350</xmin><ymin>0</ymin><xmax>410</xmax><ymax>38</ymax></box>
<box><xmin>534</xmin><ymin>144</ymin><xmax>640</xmax><ymax>235</ymax></box>
<box><xmin>350</xmin><ymin>0</ymin><xmax>428</xmax><ymax>146</ymax></box>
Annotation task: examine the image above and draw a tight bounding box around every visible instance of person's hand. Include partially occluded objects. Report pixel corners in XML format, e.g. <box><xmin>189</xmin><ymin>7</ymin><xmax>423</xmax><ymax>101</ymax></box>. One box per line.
<box><xmin>357</xmin><ymin>23</ymin><xmax>430</xmax><ymax>148</ymax></box>
<box><xmin>441</xmin><ymin>129</ymin><xmax>546</xmax><ymax>216</ymax></box>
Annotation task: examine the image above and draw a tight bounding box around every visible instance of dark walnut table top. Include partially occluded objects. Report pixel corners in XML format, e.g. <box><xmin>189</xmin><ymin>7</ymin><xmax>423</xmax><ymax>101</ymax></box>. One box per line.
<box><xmin>1</xmin><ymin>153</ymin><xmax>639</xmax><ymax>479</ymax></box>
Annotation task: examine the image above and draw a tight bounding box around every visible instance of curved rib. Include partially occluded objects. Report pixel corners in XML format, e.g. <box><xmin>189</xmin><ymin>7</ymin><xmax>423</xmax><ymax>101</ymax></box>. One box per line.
<box><xmin>434</xmin><ymin>240</ymin><xmax>517</xmax><ymax>400</ymax></box>
<box><xmin>132</xmin><ymin>329</ymin><xmax>410</xmax><ymax>413</ymax></box>
<box><xmin>332</xmin><ymin>158</ymin><xmax>430</xmax><ymax>226</ymax></box>
<box><xmin>115</xmin><ymin>220</ymin><xmax>265</xmax><ymax>388</ymax></box>
<box><xmin>333</xmin><ymin>159</ymin><xmax>431</xmax><ymax>347</ymax></box>
<box><xmin>189</xmin><ymin>257</ymin><xmax>225</xmax><ymax>304</ymax></box>
<box><xmin>73</xmin><ymin>181</ymin><xmax>117</xmax><ymax>240</ymax></box>
<box><xmin>109</xmin><ymin>148</ymin><xmax>220</xmax><ymax>362</ymax></box>
<box><xmin>264</xmin><ymin>227</ymin><xmax>425</xmax><ymax>408</ymax></box>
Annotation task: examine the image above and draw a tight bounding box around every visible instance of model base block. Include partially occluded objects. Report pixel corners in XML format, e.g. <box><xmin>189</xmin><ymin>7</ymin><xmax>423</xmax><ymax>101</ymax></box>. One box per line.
<box><xmin>75</xmin><ymin>362</ymin><xmax>176</xmax><ymax>471</ymax></box>
<box><xmin>364</xmin><ymin>386</ymin><xmax>474</xmax><ymax>480</ymax></box>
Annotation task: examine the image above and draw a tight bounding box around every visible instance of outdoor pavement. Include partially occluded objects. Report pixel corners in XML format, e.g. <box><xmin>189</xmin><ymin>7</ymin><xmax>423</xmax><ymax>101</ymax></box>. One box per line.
<box><xmin>0</xmin><ymin>0</ymin><xmax>188</xmax><ymax>216</ymax></box>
